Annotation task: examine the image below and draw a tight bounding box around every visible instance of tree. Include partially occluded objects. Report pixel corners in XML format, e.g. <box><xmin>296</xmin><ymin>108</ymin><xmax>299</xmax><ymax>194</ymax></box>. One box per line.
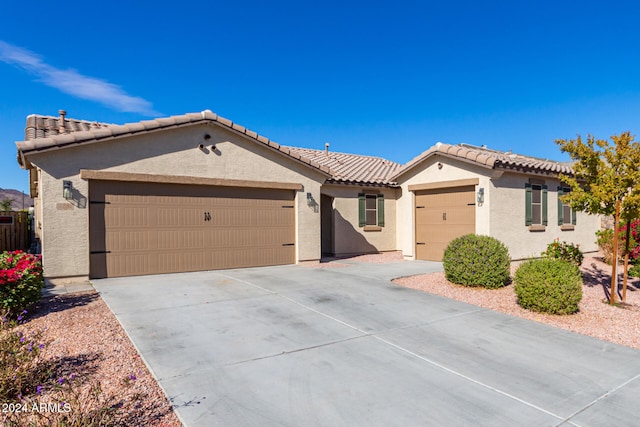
<box><xmin>0</xmin><ymin>198</ymin><xmax>12</xmax><ymax>211</ymax></box>
<box><xmin>556</xmin><ymin>132</ymin><xmax>640</xmax><ymax>305</ymax></box>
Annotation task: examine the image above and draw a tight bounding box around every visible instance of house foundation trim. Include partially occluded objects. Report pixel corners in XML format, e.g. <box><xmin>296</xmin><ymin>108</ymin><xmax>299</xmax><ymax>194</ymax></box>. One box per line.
<box><xmin>79</xmin><ymin>170</ymin><xmax>304</xmax><ymax>191</ymax></box>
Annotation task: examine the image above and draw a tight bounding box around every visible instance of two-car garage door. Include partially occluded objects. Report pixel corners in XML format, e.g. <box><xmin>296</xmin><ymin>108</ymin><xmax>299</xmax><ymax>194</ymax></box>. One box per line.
<box><xmin>89</xmin><ymin>180</ymin><xmax>295</xmax><ymax>278</ymax></box>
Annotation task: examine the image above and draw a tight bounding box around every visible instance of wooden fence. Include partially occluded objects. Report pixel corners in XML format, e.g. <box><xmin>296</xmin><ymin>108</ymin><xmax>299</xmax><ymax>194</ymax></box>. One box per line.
<box><xmin>0</xmin><ymin>211</ymin><xmax>32</xmax><ymax>252</ymax></box>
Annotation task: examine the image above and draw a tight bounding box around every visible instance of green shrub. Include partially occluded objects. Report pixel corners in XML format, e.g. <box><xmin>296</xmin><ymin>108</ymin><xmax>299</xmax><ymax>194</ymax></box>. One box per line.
<box><xmin>514</xmin><ymin>258</ymin><xmax>583</xmax><ymax>315</ymax></box>
<box><xmin>542</xmin><ymin>239</ymin><xmax>584</xmax><ymax>266</ymax></box>
<box><xmin>628</xmin><ymin>263</ymin><xmax>640</xmax><ymax>278</ymax></box>
<box><xmin>0</xmin><ymin>251</ymin><xmax>44</xmax><ymax>316</ymax></box>
<box><xmin>443</xmin><ymin>234</ymin><xmax>511</xmax><ymax>289</ymax></box>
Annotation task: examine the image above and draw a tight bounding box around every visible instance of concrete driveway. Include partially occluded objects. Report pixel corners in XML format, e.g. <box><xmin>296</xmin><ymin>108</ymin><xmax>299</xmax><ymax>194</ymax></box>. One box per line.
<box><xmin>92</xmin><ymin>261</ymin><xmax>640</xmax><ymax>427</ymax></box>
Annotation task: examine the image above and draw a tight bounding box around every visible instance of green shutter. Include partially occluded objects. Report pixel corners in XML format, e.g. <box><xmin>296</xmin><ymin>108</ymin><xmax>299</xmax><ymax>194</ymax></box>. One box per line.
<box><xmin>525</xmin><ymin>183</ymin><xmax>532</xmax><ymax>226</ymax></box>
<box><xmin>542</xmin><ymin>185</ymin><xmax>548</xmax><ymax>226</ymax></box>
<box><xmin>557</xmin><ymin>187</ymin><xmax>564</xmax><ymax>225</ymax></box>
<box><xmin>377</xmin><ymin>194</ymin><xmax>385</xmax><ymax>227</ymax></box>
<box><xmin>572</xmin><ymin>208</ymin><xmax>577</xmax><ymax>225</ymax></box>
<box><xmin>358</xmin><ymin>193</ymin><xmax>366</xmax><ymax>227</ymax></box>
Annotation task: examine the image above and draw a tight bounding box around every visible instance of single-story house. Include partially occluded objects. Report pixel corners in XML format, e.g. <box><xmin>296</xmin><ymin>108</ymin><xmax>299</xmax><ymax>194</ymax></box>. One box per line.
<box><xmin>15</xmin><ymin>110</ymin><xmax>600</xmax><ymax>279</ymax></box>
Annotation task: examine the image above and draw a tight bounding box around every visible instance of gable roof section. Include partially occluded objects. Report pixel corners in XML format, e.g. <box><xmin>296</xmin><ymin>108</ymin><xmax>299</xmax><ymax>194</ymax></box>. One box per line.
<box><xmin>284</xmin><ymin>146</ymin><xmax>402</xmax><ymax>186</ymax></box>
<box><xmin>391</xmin><ymin>142</ymin><xmax>573</xmax><ymax>180</ymax></box>
<box><xmin>16</xmin><ymin>110</ymin><xmax>333</xmax><ymax>178</ymax></box>
<box><xmin>16</xmin><ymin>111</ymin><xmax>574</xmax><ymax>186</ymax></box>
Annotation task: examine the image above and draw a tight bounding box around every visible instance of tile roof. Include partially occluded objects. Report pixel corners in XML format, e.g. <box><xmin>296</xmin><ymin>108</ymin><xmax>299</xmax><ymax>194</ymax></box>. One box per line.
<box><xmin>391</xmin><ymin>142</ymin><xmax>573</xmax><ymax>180</ymax></box>
<box><xmin>16</xmin><ymin>110</ymin><xmax>334</xmax><ymax>177</ymax></box>
<box><xmin>24</xmin><ymin>111</ymin><xmax>114</xmax><ymax>140</ymax></box>
<box><xmin>16</xmin><ymin>111</ymin><xmax>573</xmax><ymax>186</ymax></box>
<box><xmin>284</xmin><ymin>146</ymin><xmax>402</xmax><ymax>186</ymax></box>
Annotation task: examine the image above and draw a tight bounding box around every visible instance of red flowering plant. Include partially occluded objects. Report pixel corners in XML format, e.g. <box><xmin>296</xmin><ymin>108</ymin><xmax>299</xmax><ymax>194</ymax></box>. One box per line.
<box><xmin>0</xmin><ymin>251</ymin><xmax>44</xmax><ymax>316</ymax></box>
<box><xmin>620</xmin><ymin>219</ymin><xmax>640</xmax><ymax>261</ymax></box>
<box><xmin>542</xmin><ymin>239</ymin><xmax>584</xmax><ymax>266</ymax></box>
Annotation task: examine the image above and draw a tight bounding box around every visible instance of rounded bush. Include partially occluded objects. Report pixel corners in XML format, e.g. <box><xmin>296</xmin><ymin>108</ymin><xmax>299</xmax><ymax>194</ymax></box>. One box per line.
<box><xmin>443</xmin><ymin>234</ymin><xmax>511</xmax><ymax>289</ymax></box>
<box><xmin>514</xmin><ymin>258</ymin><xmax>582</xmax><ymax>315</ymax></box>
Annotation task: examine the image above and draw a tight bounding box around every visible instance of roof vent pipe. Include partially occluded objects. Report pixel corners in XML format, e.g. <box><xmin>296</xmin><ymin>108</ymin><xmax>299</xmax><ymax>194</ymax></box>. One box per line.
<box><xmin>58</xmin><ymin>110</ymin><xmax>67</xmax><ymax>134</ymax></box>
<box><xmin>325</xmin><ymin>142</ymin><xmax>330</xmax><ymax>155</ymax></box>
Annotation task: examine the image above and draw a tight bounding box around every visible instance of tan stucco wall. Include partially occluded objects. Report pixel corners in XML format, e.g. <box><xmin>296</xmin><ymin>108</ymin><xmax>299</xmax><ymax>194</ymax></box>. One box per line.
<box><xmin>489</xmin><ymin>172</ymin><xmax>599</xmax><ymax>260</ymax></box>
<box><xmin>27</xmin><ymin>124</ymin><xmax>326</xmax><ymax>277</ymax></box>
<box><xmin>396</xmin><ymin>156</ymin><xmax>493</xmax><ymax>259</ymax></box>
<box><xmin>33</xmin><ymin>168</ymin><xmax>43</xmax><ymax>242</ymax></box>
<box><xmin>321</xmin><ymin>184</ymin><xmax>398</xmax><ymax>255</ymax></box>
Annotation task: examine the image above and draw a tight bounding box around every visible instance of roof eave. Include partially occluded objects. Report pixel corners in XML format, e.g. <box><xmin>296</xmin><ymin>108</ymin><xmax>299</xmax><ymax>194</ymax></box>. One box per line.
<box><xmin>16</xmin><ymin>112</ymin><xmax>335</xmax><ymax>179</ymax></box>
<box><xmin>325</xmin><ymin>178</ymin><xmax>399</xmax><ymax>188</ymax></box>
<box><xmin>494</xmin><ymin>162</ymin><xmax>574</xmax><ymax>178</ymax></box>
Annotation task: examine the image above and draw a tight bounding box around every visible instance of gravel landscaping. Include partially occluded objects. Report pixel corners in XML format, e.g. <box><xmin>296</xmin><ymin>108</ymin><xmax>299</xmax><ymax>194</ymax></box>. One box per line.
<box><xmin>394</xmin><ymin>252</ymin><xmax>640</xmax><ymax>350</ymax></box>
<box><xmin>13</xmin><ymin>293</ymin><xmax>181</xmax><ymax>426</ymax></box>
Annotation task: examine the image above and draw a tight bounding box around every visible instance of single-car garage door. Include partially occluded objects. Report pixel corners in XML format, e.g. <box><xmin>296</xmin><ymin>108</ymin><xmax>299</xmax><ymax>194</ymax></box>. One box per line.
<box><xmin>89</xmin><ymin>180</ymin><xmax>295</xmax><ymax>278</ymax></box>
<box><xmin>415</xmin><ymin>186</ymin><xmax>475</xmax><ymax>261</ymax></box>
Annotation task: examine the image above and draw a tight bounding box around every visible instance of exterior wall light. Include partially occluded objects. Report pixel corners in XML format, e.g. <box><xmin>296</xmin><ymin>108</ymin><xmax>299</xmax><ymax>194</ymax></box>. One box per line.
<box><xmin>477</xmin><ymin>187</ymin><xmax>484</xmax><ymax>204</ymax></box>
<box><xmin>307</xmin><ymin>192</ymin><xmax>313</xmax><ymax>206</ymax></box>
<box><xmin>63</xmin><ymin>180</ymin><xmax>73</xmax><ymax>200</ymax></box>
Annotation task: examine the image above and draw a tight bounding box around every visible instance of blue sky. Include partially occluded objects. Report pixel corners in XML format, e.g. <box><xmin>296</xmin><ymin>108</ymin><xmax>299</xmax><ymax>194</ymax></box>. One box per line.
<box><xmin>1</xmin><ymin>0</ymin><xmax>639</xmax><ymax>192</ymax></box>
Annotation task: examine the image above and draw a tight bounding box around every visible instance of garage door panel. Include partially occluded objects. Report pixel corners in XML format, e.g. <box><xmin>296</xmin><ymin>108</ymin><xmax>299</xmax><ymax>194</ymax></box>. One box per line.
<box><xmin>89</xmin><ymin>180</ymin><xmax>296</xmax><ymax>278</ymax></box>
<box><xmin>105</xmin><ymin>254</ymin><xmax>152</xmax><ymax>277</ymax></box>
<box><xmin>415</xmin><ymin>186</ymin><xmax>475</xmax><ymax>261</ymax></box>
<box><xmin>443</xmin><ymin>207</ymin><xmax>475</xmax><ymax>225</ymax></box>
<box><xmin>106</xmin><ymin>230</ymin><xmax>151</xmax><ymax>252</ymax></box>
<box><xmin>106</xmin><ymin>206</ymin><xmax>152</xmax><ymax>228</ymax></box>
<box><xmin>156</xmin><ymin>230</ymin><xmax>206</xmax><ymax>250</ymax></box>
<box><xmin>156</xmin><ymin>208</ymin><xmax>203</xmax><ymax>226</ymax></box>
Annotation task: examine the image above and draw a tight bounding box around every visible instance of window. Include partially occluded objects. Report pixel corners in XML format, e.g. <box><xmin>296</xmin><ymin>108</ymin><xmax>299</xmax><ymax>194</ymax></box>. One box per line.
<box><xmin>525</xmin><ymin>182</ymin><xmax>547</xmax><ymax>227</ymax></box>
<box><xmin>358</xmin><ymin>193</ymin><xmax>384</xmax><ymax>228</ymax></box>
<box><xmin>557</xmin><ymin>187</ymin><xmax>576</xmax><ymax>226</ymax></box>
<box><xmin>365</xmin><ymin>194</ymin><xmax>377</xmax><ymax>225</ymax></box>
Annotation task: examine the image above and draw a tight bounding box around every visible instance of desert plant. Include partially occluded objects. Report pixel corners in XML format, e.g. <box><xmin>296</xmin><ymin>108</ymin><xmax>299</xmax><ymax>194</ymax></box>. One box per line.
<box><xmin>514</xmin><ymin>258</ymin><xmax>583</xmax><ymax>315</ymax></box>
<box><xmin>443</xmin><ymin>234</ymin><xmax>511</xmax><ymax>289</ymax></box>
<box><xmin>542</xmin><ymin>239</ymin><xmax>584</xmax><ymax>266</ymax></box>
<box><xmin>0</xmin><ymin>312</ymin><xmax>49</xmax><ymax>403</ymax></box>
<box><xmin>4</xmin><ymin>376</ymin><xmax>121</xmax><ymax>427</ymax></box>
<box><xmin>0</xmin><ymin>312</ymin><xmax>130</xmax><ymax>426</ymax></box>
<box><xmin>0</xmin><ymin>251</ymin><xmax>44</xmax><ymax>316</ymax></box>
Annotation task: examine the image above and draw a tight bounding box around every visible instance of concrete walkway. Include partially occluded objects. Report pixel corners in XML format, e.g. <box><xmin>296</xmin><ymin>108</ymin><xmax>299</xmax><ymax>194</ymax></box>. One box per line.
<box><xmin>42</xmin><ymin>277</ymin><xmax>94</xmax><ymax>298</ymax></box>
<box><xmin>93</xmin><ymin>261</ymin><xmax>640</xmax><ymax>427</ymax></box>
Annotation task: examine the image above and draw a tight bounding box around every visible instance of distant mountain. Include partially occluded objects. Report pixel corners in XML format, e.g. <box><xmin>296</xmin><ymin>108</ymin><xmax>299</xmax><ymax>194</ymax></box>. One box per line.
<box><xmin>0</xmin><ymin>188</ymin><xmax>34</xmax><ymax>211</ymax></box>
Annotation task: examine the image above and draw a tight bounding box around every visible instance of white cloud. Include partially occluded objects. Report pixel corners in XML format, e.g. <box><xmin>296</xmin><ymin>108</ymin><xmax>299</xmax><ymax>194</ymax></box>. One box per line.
<box><xmin>0</xmin><ymin>41</ymin><xmax>160</xmax><ymax>116</ymax></box>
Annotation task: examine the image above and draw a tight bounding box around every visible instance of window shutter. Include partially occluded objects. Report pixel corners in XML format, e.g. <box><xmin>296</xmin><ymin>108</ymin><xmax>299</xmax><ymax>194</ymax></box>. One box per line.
<box><xmin>557</xmin><ymin>187</ymin><xmax>564</xmax><ymax>225</ymax></box>
<box><xmin>572</xmin><ymin>209</ymin><xmax>577</xmax><ymax>225</ymax></box>
<box><xmin>542</xmin><ymin>185</ymin><xmax>548</xmax><ymax>226</ymax></box>
<box><xmin>358</xmin><ymin>193</ymin><xmax>366</xmax><ymax>227</ymax></box>
<box><xmin>525</xmin><ymin>183</ymin><xmax>532</xmax><ymax>226</ymax></box>
<box><xmin>377</xmin><ymin>194</ymin><xmax>385</xmax><ymax>227</ymax></box>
